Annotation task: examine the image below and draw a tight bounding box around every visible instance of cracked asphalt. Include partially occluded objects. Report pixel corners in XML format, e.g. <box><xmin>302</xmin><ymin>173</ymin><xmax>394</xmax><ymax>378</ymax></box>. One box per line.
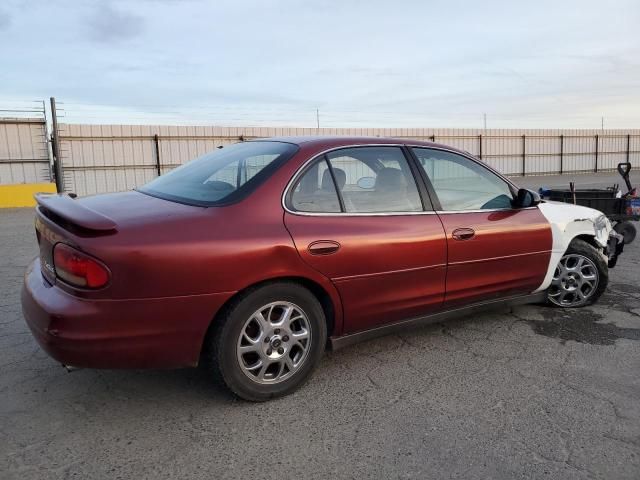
<box><xmin>1</xmin><ymin>207</ymin><xmax>639</xmax><ymax>479</ymax></box>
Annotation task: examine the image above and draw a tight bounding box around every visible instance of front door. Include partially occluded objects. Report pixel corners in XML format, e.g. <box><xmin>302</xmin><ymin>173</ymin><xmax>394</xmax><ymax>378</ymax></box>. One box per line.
<box><xmin>283</xmin><ymin>146</ymin><xmax>447</xmax><ymax>334</ymax></box>
<box><xmin>411</xmin><ymin>147</ymin><xmax>553</xmax><ymax>307</ymax></box>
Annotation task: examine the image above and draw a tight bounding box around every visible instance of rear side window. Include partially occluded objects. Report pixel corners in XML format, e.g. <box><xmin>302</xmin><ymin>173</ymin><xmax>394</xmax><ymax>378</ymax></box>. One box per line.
<box><xmin>327</xmin><ymin>147</ymin><xmax>423</xmax><ymax>213</ymax></box>
<box><xmin>290</xmin><ymin>159</ymin><xmax>341</xmax><ymax>213</ymax></box>
<box><xmin>289</xmin><ymin>146</ymin><xmax>425</xmax><ymax>213</ymax></box>
<box><xmin>139</xmin><ymin>141</ymin><xmax>298</xmax><ymax>206</ymax></box>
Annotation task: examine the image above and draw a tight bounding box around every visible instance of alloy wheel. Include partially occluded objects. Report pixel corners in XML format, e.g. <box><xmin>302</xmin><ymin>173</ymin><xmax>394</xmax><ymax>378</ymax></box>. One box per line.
<box><xmin>548</xmin><ymin>254</ymin><xmax>599</xmax><ymax>307</ymax></box>
<box><xmin>236</xmin><ymin>301</ymin><xmax>312</xmax><ymax>384</ymax></box>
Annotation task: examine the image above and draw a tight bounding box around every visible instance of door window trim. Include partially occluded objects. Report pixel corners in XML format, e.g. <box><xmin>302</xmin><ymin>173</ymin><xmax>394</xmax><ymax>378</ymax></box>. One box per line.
<box><xmin>283</xmin><ymin>144</ymin><xmax>437</xmax><ymax>217</ymax></box>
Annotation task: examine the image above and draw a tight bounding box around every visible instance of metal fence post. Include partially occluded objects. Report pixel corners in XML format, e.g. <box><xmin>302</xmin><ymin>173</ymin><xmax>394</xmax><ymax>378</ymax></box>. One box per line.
<box><xmin>153</xmin><ymin>134</ymin><xmax>161</xmax><ymax>176</ymax></box>
<box><xmin>49</xmin><ymin>97</ymin><xmax>63</xmax><ymax>192</ymax></box>
<box><xmin>627</xmin><ymin>134</ymin><xmax>631</xmax><ymax>163</ymax></box>
<box><xmin>594</xmin><ymin>134</ymin><xmax>599</xmax><ymax>173</ymax></box>
<box><xmin>41</xmin><ymin>99</ymin><xmax>54</xmax><ymax>182</ymax></box>
<box><xmin>478</xmin><ymin>134</ymin><xmax>482</xmax><ymax>159</ymax></box>
<box><xmin>522</xmin><ymin>134</ymin><xmax>526</xmax><ymax>176</ymax></box>
<box><xmin>559</xmin><ymin>134</ymin><xmax>564</xmax><ymax>174</ymax></box>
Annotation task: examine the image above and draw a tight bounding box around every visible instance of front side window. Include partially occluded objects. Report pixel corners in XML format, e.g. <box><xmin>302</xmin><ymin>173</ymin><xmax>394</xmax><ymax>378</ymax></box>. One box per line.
<box><xmin>139</xmin><ymin>141</ymin><xmax>298</xmax><ymax>206</ymax></box>
<box><xmin>289</xmin><ymin>147</ymin><xmax>424</xmax><ymax>214</ymax></box>
<box><xmin>413</xmin><ymin>148</ymin><xmax>514</xmax><ymax>211</ymax></box>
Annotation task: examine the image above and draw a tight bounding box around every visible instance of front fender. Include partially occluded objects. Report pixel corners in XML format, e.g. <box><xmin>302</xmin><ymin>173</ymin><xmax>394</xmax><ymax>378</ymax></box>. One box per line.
<box><xmin>534</xmin><ymin>201</ymin><xmax>611</xmax><ymax>292</ymax></box>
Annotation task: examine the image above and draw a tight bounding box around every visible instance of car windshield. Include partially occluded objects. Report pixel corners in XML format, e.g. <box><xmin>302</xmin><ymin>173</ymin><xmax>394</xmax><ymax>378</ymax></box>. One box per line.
<box><xmin>138</xmin><ymin>141</ymin><xmax>298</xmax><ymax>206</ymax></box>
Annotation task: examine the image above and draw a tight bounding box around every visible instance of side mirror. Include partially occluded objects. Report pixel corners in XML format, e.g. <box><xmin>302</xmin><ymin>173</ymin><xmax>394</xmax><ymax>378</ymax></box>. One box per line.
<box><xmin>515</xmin><ymin>188</ymin><xmax>541</xmax><ymax>208</ymax></box>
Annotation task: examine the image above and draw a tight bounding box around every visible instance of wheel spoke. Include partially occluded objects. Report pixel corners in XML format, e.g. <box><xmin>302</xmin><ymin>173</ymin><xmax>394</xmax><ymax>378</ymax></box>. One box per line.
<box><xmin>284</xmin><ymin>354</ymin><xmax>295</xmax><ymax>372</ymax></box>
<box><xmin>257</xmin><ymin>362</ymin><xmax>270</xmax><ymax>380</ymax></box>
<box><xmin>243</xmin><ymin>330</ymin><xmax>261</xmax><ymax>343</ymax></box>
<box><xmin>278</xmin><ymin>305</ymin><xmax>294</xmax><ymax>326</ymax></box>
<box><xmin>239</xmin><ymin>342</ymin><xmax>260</xmax><ymax>354</ymax></box>
<box><xmin>291</xmin><ymin>329</ymin><xmax>309</xmax><ymax>343</ymax></box>
<box><xmin>253</xmin><ymin>311</ymin><xmax>270</xmax><ymax>331</ymax></box>
<box><xmin>245</xmin><ymin>359</ymin><xmax>263</xmax><ymax>372</ymax></box>
<box><xmin>558</xmin><ymin>290</ymin><xmax>569</xmax><ymax>304</ymax></box>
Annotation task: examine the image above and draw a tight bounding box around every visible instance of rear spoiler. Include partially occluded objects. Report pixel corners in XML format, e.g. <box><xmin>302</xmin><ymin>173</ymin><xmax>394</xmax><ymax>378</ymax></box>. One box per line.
<box><xmin>35</xmin><ymin>193</ymin><xmax>117</xmax><ymax>232</ymax></box>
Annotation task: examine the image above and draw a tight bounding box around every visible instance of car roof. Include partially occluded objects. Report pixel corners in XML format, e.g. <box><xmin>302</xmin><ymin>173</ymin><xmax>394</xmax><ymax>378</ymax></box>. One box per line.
<box><xmin>256</xmin><ymin>136</ymin><xmax>452</xmax><ymax>150</ymax></box>
<box><xmin>254</xmin><ymin>136</ymin><xmax>518</xmax><ymax>190</ymax></box>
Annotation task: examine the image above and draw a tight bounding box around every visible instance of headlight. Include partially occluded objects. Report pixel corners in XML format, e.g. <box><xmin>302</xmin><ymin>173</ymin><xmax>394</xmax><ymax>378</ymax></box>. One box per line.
<box><xmin>594</xmin><ymin>214</ymin><xmax>611</xmax><ymax>246</ymax></box>
<box><xmin>595</xmin><ymin>214</ymin><xmax>609</xmax><ymax>231</ymax></box>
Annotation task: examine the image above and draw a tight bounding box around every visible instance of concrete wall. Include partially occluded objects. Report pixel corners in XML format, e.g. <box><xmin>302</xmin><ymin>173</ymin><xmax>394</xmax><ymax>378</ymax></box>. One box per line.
<box><xmin>0</xmin><ymin>118</ymin><xmax>50</xmax><ymax>185</ymax></box>
<box><xmin>48</xmin><ymin>123</ymin><xmax>640</xmax><ymax>197</ymax></box>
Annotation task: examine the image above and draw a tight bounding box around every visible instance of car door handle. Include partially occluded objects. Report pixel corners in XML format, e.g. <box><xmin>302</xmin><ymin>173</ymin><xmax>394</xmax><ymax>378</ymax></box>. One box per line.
<box><xmin>308</xmin><ymin>240</ymin><xmax>340</xmax><ymax>255</ymax></box>
<box><xmin>452</xmin><ymin>228</ymin><xmax>475</xmax><ymax>241</ymax></box>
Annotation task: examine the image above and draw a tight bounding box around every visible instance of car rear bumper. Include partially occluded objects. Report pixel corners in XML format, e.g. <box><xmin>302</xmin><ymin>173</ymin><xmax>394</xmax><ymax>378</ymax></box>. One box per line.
<box><xmin>21</xmin><ymin>259</ymin><xmax>234</xmax><ymax>369</ymax></box>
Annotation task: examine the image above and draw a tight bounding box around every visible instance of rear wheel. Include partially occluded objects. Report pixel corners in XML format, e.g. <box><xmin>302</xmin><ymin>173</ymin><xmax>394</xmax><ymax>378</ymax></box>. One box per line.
<box><xmin>204</xmin><ymin>282</ymin><xmax>327</xmax><ymax>401</ymax></box>
<box><xmin>547</xmin><ymin>239</ymin><xmax>608</xmax><ymax>308</ymax></box>
<box><xmin>614</xmin><ymin>221</ymin><xmax>636</xmax><ymax>244</ymax></box>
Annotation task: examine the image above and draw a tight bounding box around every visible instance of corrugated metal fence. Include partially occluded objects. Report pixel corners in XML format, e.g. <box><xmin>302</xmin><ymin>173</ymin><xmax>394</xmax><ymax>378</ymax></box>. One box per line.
<box><xmin>56</xmin><ymin>124</ymin><xmax>640</xmax><ymax>197</ymax></box>
<box><xmin>0</xmin><ymin>118</ymin><xmax>50</xmax><ymax>185</ymax></box>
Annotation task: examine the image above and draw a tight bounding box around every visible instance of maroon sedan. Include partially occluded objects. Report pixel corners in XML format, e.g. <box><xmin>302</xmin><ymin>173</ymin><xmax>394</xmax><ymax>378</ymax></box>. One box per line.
<box><xmin>22</xmin><ymin>137</ymin><xmax>619</xmax><ymax>400</ymax></box>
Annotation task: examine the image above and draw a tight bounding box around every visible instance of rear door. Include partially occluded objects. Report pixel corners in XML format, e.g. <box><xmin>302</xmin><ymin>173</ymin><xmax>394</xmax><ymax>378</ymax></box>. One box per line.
<box><xmin>411</xmin><ymin>147</ymin><xmax>552</xmax><ymax>307</ymax></box>
<box><xmin>284</xmin><ymin>146</ymin><xmax>447</xmax><ymax>334</ymax></box>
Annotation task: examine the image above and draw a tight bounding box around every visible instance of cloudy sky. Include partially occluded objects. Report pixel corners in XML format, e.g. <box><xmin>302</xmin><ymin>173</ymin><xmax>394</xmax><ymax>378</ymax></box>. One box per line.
<box><xmin>1</xmin><ymin>0</ymin><xmax>639</xmax><ymax>128</ymax></box>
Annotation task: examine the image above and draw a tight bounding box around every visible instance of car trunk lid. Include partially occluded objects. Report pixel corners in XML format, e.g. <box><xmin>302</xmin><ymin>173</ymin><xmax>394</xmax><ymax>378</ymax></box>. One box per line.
<box><xmin>34</xmin><ymin>191</ymin><xmax>202</xmax><ymax>288</ymax></box>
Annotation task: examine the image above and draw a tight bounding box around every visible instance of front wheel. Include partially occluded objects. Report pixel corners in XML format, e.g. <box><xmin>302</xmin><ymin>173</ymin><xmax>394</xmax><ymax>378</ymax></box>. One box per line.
<box><xmin>203</xmin><ymin>282</ymin><xmax>327</xmax><ymax>401</ymax></box>
<box><xmin>547</xmin><ymin>239</ymin><xmax>608</xmax><ymax>308</ymax></box>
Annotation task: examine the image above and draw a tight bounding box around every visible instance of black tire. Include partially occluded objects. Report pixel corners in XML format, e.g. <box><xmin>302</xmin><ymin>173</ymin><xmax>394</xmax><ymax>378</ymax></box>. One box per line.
<box><xmin>614</xmin><ymin>221</ymin><xmax>636</xmax><ymax>245</ymax></box>
<box><xmin>547</xmin><ymin>238</ymin><xmax>608</xmax><ymax>308</ymax></box>
<box><xmin>203</xmin><ymin>282</ymin><xmax>327</xmax><ymax>401</ymax></box>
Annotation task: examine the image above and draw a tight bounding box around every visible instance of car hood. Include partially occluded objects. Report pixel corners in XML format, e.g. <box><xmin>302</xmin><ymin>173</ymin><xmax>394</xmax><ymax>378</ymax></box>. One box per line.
<box><xmin>538</xmin><ymin>200</ymin><xmax>611</xmax><ymax>248</ymax></box>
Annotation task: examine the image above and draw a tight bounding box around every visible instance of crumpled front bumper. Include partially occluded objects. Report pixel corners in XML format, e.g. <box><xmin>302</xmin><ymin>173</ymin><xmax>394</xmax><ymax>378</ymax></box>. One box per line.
<box><xmin>607</xmin><ymin>230</ymin><xmax>624</xmax><ymax>268</ymax></box>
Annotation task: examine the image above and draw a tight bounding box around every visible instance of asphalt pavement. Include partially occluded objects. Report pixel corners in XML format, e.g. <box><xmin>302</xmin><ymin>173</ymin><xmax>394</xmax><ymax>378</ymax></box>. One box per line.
<box><xmin>1</xmin><ymin>184</ymin><xmax>639</xmax><ymax>479</ymax></box>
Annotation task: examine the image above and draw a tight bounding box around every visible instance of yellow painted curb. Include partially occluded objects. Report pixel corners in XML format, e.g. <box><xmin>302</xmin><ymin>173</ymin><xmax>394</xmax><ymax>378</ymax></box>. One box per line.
<box><xmin>0</xmin><ymin>183</ymin><xmax>58</xmax><ymax>208</ymax></box>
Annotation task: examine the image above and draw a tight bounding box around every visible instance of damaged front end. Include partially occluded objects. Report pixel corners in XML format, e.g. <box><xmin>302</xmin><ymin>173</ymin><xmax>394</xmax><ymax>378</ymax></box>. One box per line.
<box><xmin>593</xmin><ymin>213</ymin><xmax>624</xmax><ymax>268</ymax></box>
<box><xmin>607</xmin><ymin>229</ymin><xmax>625</xmax><ymax>268</ymax></box>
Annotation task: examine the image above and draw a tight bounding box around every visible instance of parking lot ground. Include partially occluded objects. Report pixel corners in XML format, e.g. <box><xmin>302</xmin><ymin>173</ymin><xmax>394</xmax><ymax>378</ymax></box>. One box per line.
<box><xmin>1</xmin><ymin>203</ymin><xmax>639</xmax><ymax>480</ymax></box>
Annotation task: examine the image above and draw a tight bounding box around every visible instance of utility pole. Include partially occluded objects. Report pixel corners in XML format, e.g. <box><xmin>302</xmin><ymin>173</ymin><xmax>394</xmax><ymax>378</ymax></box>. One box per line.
<box><xmin>483</xmin><ymin>113</ymin><xmax>487</xmax><ymax>130</ymax></box>
<box><xmin>316</xmin><ymin>108</ymin><xmax>320</xmax><ymax>131</ymax></box>
<box><xmin>601</xmin><ymin>116</ymin><xmax>604</xmax><ymax>131</ymax></box>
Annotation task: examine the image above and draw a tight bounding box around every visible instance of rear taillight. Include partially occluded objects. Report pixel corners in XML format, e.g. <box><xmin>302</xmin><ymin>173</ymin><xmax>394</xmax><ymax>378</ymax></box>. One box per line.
<box><xmin>53</xmin><ymin>243</ymin><xmax>110</xmax><ymax>288</ymax></box>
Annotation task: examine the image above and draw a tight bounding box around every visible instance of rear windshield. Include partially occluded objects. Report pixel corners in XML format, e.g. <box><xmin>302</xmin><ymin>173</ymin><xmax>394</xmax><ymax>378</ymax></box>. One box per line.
<box><xmin>138</xmin><ymin>141</ymin><xmax>298</xmax><ymax>206</ymax></box>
